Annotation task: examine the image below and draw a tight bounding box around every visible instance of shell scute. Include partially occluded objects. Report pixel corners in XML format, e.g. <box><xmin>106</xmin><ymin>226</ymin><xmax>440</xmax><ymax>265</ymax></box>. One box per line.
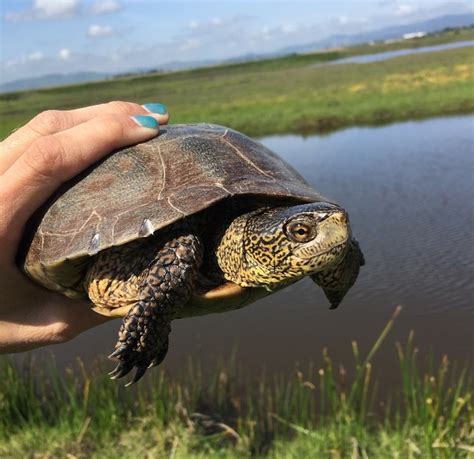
<box><xmin>22</xmin><ymin>124</ymin><xmax>324</xmax><ymax>295</ymax></box>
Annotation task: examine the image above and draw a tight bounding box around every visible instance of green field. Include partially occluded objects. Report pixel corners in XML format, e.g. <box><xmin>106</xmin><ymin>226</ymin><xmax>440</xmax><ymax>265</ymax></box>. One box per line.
<box><xmin>0</xmin><ymin>29</ymin><xmax>473</xmax><ymax>139</ymax></box>
<box><xmin>1</xmin><ymin>309</ymin><xmax>472</xmax><ymax>458</ymax></box>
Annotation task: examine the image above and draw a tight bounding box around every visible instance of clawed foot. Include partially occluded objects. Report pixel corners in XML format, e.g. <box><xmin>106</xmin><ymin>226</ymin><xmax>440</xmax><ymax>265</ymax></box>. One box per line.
<box><xmin>108</xmin><ymin>344</ymin><xmax>168</xmax><ymax>386</ymax></box>
<box><xmin>104</xmin><ymin>234</ymin><xmax>201</xmax><ymax>386</ymax></box>
<box><xmin>108</xmin><ymin>301</ymin><xmax>171</xmax><ymax>386</ymax></box>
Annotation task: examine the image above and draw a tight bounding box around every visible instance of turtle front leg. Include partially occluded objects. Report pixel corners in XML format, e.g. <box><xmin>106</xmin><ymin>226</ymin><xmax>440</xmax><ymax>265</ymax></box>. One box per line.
<box><xmin>110</xmin><ymin>233</ymin><xmax>203</xmax><ymax>385</ymax></box>
<box><xmin>87</xmin><ymin>233</ymin><xmax>203</xmax><ymax>386</ymax></box>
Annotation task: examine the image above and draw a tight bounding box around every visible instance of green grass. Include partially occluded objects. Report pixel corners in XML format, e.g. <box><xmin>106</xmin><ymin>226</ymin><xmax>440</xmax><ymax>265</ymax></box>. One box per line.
<box><xmin>1</xmin><ymin>307</ymin><xmax>472</xmax><ymax>458</ymax></box>
<box><xmin>0</xmin><ymin>35</ymin><xmax>473</xmax><ymax>139</ymax></box>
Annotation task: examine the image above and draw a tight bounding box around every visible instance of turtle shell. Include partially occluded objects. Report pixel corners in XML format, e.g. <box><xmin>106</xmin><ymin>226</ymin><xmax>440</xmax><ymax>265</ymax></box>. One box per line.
<box><xmin>21</xmin><ymin>124</ymin><xmax>327</xmax><ymax>310</ymax></box>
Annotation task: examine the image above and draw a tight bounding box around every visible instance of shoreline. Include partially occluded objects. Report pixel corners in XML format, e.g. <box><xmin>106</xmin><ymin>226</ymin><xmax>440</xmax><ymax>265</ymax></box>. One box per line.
<box><xmin>1</xmin><ymin>39</ymin><xmax>473</xmax><ymax>140</ymax></box>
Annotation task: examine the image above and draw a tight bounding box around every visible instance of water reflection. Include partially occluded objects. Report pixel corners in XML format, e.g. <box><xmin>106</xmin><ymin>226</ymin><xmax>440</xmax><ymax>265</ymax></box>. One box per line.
<box><xmin>263</xmin><ymin>115</ymin><xmax>474</xmax><ymax>314</ymax></box>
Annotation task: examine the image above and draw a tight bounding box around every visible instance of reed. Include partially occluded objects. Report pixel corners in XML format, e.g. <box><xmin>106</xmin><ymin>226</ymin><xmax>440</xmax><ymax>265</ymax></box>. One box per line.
<box><xmin>0</xmin><ymin>307</ymin><xmax>471</xmax><ymax>457</ymax></box>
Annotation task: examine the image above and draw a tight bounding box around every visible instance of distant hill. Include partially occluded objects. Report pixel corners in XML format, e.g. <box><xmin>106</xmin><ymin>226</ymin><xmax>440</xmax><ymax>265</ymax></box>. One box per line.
<box><xmin>280</xmin><ymin>14</ymin><xmax>474</xmax><ymax>53</ymax></box>
<box><xmin>0</xmin><ymin>72</ymin><xmax>111</xmax><ymax>93</ymax></box>
<box><xmin>1</xmin><ymin>14</ymin><xmax>472</xmax><ymax>94</ymax></box>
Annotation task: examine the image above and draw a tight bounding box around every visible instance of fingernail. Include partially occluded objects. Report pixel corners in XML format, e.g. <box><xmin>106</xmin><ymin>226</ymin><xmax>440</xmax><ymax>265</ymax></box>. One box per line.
<box><xmin>131</xmin><ymin>115</ymin><xmax>159</xmax><ymax>129</ymax></box>
<box><xmin>142</xmin><ymin>103</ymin><xmax>168</xmax><ymax>115</ymax></box>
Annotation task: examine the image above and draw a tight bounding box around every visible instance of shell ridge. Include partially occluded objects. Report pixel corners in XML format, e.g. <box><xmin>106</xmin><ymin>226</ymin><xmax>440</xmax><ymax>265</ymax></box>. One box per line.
<box><xmin>166</xmin><ymin>197</ymin><xmax>186</xmax><ymax>216</ymax></box>
<box><xmin>41</xmin><ymin>209</ymin><xmax>102</xmax><ymax>255</ymax></box>
<box><xmin>157</xmin><ymin>133</ymin><xmax>218</xmax><ymax>147</ymax></box>
<box><xmin>68</xmin><ymin>209</ymin><xmax>102</xmax><ymax>253</ymax></box>
<box><xmin>156</xmin><ymin>144</ymin><xmax>166</xmax><ymax>200</ymax></box>
<box><xmin>221</xmin><ymin>135</ymin><xmax>276</xmax><ymax>181</ymax></box>
<box><xmin>111</xmin><ymin>200</ymin><xmax>153</xmax><ymax>241</ymax></box>
<box><xmin>37</xmin><ymin>209</ymin><xmax>101</xmax><ymax>238</ymax></box>
<box><xmin>215</xmin><ymin>182</ymin><xmax>233</xmax><ymax>195</ymax></box>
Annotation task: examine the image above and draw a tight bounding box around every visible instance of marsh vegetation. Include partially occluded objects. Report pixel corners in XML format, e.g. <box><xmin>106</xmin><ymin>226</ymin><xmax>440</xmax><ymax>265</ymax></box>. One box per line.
<box><xmin>0</xmin><ymin>29</ymin><xmax>473</xmax><ymax>139</ymax></box>
<box><xmin>1</xmin><ymin>308</ymin><xmax>472</xmax><ymax>458</ymax></box>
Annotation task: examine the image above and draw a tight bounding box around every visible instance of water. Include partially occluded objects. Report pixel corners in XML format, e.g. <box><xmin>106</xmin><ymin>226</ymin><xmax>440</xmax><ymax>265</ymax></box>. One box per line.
<box><xmin>14</xmin><ymin>116</ymin><xmax>474</xmax><ymax>385</ymax></box>
<box><xmin>313</xmin><ymin>40</ymin><xmax>474</xmax><ymax>66</ymax></box>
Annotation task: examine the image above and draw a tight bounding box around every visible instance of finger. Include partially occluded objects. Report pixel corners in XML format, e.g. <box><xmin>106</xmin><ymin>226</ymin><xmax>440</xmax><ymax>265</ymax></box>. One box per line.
<box><xmin>0</xmin><ymin>113</ymin><xmax>160</xmax><ymax>258</ymax></box>
<box><xmin>0</xmin><ymin>101</ymin><xmax>169</xmax><ymax>174</ymax></box>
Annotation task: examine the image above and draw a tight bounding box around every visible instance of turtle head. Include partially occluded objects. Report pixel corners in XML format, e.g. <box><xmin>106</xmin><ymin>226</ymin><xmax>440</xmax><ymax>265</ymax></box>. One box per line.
<box><xmin>216</xmin><ymin>201</ymin><xmax>364</xmax><ymax>308</ymax></box>
<box><xmin>217</xmin><ymin>202</ymin><xmax>355</xmax><ymax>289</ymax></box>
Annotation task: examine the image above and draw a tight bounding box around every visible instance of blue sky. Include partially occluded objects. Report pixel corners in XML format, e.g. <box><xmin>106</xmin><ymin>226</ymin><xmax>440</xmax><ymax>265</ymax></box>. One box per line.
<box><xmin>1</xmin><ymin>0</ymin><xmax>472</xmax><ymax>84</ymax></box>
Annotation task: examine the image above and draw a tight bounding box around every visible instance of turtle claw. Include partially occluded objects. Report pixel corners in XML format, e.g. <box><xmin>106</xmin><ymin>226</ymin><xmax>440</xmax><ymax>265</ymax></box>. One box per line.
<box><xmin>124</xmin><ymin>366</ymin><xmax>148</xmax><ymax>387</ymax></box>
<box><xmin>108</xmin><ymin>346</ymin><xmax>129</xmax><ymax>360</ymax></box>
<box><xmin>108</xmin><ymin>345</ymin><xmax>169</xmax><ymax>386</ymax></box>
<box><xmin>109</xmin><ymin>361</ymin><xmax>134</xmax><ymax>380</ymax></box>
<box><xmin>108</xmin><ymin>345</ymin><xmax>151</xmax><ymax>382</ymax></box>
<box><xmin>108</xmin><ymin>338</ymin><xmax>169</xmax><ymax>385</ymax></box>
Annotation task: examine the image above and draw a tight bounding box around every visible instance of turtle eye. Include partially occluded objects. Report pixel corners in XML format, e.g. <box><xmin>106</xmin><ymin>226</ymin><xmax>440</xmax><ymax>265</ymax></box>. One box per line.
<box><xmin>284</xmin><ymin>219</ymin><xmax>316</xmax><ymax>243</ymax></box>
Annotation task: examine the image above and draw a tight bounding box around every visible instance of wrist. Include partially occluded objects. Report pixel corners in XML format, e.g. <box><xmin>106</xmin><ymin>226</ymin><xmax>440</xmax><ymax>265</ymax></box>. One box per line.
<box><xmin>41</xmin><ymin>297</ymin><xmax>113</xmax><ymax>343</ymax></box>
<box><xmin>0</xmin><ymin>293</ymin><xmax>112</xmax><ymax>353</ymax></box>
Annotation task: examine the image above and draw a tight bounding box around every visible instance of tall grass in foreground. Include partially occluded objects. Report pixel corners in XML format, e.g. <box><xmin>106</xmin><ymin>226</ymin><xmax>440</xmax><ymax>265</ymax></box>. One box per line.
<box><xmin>0</xmin><ymin>307</ymin><xmax>472</xmax><ymax>458</ymax></box>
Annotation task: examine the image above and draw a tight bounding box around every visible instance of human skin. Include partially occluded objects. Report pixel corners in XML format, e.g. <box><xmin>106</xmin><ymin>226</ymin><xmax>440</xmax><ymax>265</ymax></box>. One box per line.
<box><xmin>0</xmin><ymin>101</ymin><xmax>169</xmax><ymax>353</ymax></box>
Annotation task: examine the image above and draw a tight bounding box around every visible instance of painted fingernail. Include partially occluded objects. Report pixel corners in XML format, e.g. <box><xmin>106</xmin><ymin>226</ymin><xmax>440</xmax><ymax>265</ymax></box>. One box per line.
<box><xmin>131</xmin><ymin>115</ymin><xmax>159</xmax><ymax>129</ymax></box>
<box><xmin>142</xmin><ymin>103</ymin><xmax>168</xmax><ymax>115</ymax></box>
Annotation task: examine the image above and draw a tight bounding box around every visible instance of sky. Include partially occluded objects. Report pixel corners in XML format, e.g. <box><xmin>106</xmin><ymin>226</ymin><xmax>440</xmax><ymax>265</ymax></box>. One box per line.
<box><xmin>0</xmin><ymin>0</ymin><xmax>472</xmax><ymax>84</ymax></box>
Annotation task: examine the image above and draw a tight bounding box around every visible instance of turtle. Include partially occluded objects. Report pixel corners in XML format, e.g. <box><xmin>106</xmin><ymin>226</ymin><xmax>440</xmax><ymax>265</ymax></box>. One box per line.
<box><xmin>20</xmin><ymin>123</ymin><xmax>364</xmax><ymax>385</ymax></box>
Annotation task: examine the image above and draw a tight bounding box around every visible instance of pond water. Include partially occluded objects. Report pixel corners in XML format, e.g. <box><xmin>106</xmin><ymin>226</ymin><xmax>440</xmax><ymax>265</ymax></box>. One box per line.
<box><xmin>313</xmin><ymin>39</ymin><xmax>474</xmax><ymax>66</ymax></box>
<box><xmin>15</xmin><ymin>115</ymin><xmax>474</xmax><ymax>387</ymax></box>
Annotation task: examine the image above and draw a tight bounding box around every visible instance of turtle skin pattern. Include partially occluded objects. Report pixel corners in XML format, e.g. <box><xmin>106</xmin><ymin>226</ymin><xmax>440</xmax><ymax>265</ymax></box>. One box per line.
<box><xmin>104</xmin><ymin>234</ymin><xmax>203</xmax><ymax>385</ymax></box>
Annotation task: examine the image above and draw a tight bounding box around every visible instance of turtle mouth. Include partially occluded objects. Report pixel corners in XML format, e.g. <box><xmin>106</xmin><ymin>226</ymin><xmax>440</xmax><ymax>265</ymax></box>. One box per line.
<box><xmin>295</xmin><ymin>207</ymin><xmax>350</xmax><ymax>261</ymax></box>
<box><xmin>295</xmin><ymin>236</ymin><xmax>350</xmax><ymax>260</ymax></box>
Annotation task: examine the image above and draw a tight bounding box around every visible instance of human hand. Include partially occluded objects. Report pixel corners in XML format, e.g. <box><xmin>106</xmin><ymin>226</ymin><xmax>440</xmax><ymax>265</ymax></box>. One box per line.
<box><xmin>0</xmin><ymin>101</ymin><xmax>169</xmax><ymax>352</ymax></box>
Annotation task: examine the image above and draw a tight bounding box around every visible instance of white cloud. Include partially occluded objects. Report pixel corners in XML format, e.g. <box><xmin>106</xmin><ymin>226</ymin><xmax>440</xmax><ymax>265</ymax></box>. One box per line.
<box><xmin>282</xmin><ymin>24</ymin><xmax>297</xmax><ymax>34</ymax></box>
<box><xmin>59</xmin><ymin>48</ymin><xmax>71</xmax><ymax>60</ymax></box>
<box><xmin>88</xmin><ymin>24</ymin><xmax>115</xmax><ymax>38</ymax></box>
<box><xmin>90</xmin><ymin>0</ymin><xmax>122</xmax><ymax>15</ymax></box>
<box><xmin>3</xmin><ymin>51</ymin><xmax>45</xmax><ymax>73</ymax></box>
<box><xmin>179</xmin><ymin>38</ymin><xmax>200</xmax><ymax>52</ymax></box>
<box><xmin>6</xmin><ymin>0</ymin><xmax>79</xmax><ymax>21</ymax></box>
<box><xmin>5</xmin><ymin>0</ymin><xmax>122</xmax><ymax>22</ymax></box>
<box><xmin>188</xmin><ymin>20</ymin><xmax>199</xmax><ymax>29</ymax></box>
<box><xmin>395</xmin><ymin>4</ymin><xmax>418</xmax><ymax>16</ymax></box>
<box><xmin>372</xmin><ymin>0</ymin><xmax>472</xmax><ymax>26</ymax></box>
<box><xmin>34</xmin><ymin>0</ymin><xmax>79</xmax><ymax>17</ymax></box>
<box><xmin>28</xmin><ymin>51</ymin><xmax>44</xmax><ymax>61</ymax></box>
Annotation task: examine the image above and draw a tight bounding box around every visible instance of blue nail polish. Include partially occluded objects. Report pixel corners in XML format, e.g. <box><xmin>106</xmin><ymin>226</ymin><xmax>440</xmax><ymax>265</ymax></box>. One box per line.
<box><xmin>143</xmin><ymin>103</ymin><xmax>168</xmax><ymax>115</ymax></box>
<box><xmin>132</xmin><ymin>115</ymin><xmax>159</xmax><ymax>129</ymax></box>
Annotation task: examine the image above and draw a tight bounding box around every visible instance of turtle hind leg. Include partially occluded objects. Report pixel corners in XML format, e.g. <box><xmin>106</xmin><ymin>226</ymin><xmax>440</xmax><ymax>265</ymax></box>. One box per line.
<box><xmin>105</xmin><ymin>233</ymin><xmax>203</xmax><ymax>386</ymax></box>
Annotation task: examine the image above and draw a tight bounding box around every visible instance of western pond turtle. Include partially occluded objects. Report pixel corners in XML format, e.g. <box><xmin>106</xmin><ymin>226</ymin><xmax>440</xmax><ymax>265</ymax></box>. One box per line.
<box><xmin>21</xmin><ymin>124</ymin><xmax>364</xmax><ymax>385</ymax></box>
